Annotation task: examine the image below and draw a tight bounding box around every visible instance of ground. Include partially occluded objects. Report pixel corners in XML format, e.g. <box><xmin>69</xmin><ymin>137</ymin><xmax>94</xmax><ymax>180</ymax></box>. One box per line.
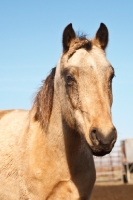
<box><xmin>91</xmin><ymin>184</ymin><xmax>133</xmax><ymax>200</ymax></box>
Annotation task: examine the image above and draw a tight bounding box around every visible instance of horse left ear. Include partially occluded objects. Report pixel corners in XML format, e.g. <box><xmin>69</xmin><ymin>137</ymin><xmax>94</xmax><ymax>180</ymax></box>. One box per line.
<box><xmin>93</xmin><ymin>23</ymin><xmax>109</xmax><ymax>50</ymax></box>
<box><xmin>62</xmin><ymin>23</ymin><xmax>76</xmax><ymax>53</ymax></box>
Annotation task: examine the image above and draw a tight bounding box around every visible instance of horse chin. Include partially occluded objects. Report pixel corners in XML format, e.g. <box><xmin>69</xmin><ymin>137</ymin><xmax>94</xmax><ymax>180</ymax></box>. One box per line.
<box><xmin>89</xmin><ymin>145</ymin><xmax>112</xmax><ymax>157</ymax></box>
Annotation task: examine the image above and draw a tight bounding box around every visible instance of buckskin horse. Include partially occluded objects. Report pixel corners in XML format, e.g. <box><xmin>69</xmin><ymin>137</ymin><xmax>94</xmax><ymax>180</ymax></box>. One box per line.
<box><xmin>0</xmin><ymin>23</ymin><xmax>117</xmax><ymax>200</ymax></box>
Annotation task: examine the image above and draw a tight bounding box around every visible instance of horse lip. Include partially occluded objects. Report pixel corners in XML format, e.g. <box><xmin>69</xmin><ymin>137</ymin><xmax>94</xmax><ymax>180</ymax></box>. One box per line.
<box><xmin>91</xmin><ymin>149</ymin><xmax>111</xmax><ymax>157</ymax></box>
<box><xmin>89</xmin><ymin>145</ymin><xmax>112</xmax><ymax>157</ymax></box>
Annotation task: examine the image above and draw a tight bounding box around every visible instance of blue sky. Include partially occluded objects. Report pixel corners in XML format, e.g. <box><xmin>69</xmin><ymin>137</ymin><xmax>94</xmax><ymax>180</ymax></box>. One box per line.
<box><xmin>0</xmin><ymin>1</ymin><xmax>133</xmax><ymax>142</ymax></box>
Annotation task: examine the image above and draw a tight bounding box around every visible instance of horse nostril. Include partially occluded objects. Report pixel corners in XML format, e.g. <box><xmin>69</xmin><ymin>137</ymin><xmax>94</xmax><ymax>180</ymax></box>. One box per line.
<box><xmin>111</xmin><ymin>129</ymin><xmax>117</xmax><ymax>146</ymax></box>
<box><xmin>90</xmin><ymin>128</ymin><xmax>99</xmax><ymax>146</ymax></box>
<box><xmin>92</xmin><ymin>129</ymin><xmax>96</xmax><ymax>134</ymax></box>
<box><xmin>90</xmin><ymin>126</ymin><xmax>117</xmax><ymax>147</ymax></box>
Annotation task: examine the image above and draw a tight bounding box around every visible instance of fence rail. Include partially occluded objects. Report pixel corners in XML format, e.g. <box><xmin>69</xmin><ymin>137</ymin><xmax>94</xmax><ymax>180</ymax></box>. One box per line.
<box><xmin>94</xmin><ymin>145</ymin><xmax>123</xmax><ymax>182</ymax></box>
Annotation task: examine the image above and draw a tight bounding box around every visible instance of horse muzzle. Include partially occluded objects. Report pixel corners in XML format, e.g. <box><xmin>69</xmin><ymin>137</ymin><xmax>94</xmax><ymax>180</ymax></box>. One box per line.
<box><xmin>89</xmin><ymin>126</ymin><xmax>117</xmax><ymax>156</ymax></box>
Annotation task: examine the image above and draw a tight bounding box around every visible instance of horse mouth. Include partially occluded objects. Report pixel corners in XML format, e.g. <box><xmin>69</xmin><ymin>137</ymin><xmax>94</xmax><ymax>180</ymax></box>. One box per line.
<box><xmin>89</xmin><ymin>144</ymin><xmax>114</xmax><ymax>157</ymax></box>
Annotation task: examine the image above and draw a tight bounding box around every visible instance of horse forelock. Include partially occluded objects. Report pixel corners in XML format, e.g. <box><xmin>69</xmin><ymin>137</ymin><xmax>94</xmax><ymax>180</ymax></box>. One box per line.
<box><xmin>63</xmin><ymin>36</ymin><xmax>92</xmax><ymax>59</ymax></box>
<box><xmin>33</xmin><ymin>67</ymin><xmax>56</xmax><ymax>130</ymax></box>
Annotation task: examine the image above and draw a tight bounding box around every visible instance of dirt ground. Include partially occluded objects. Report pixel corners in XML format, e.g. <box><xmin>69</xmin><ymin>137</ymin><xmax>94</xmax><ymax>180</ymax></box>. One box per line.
<box><xmin>91</xmin><ymin>184</ymin><xmax>133</xmax><ymax>200</ymax></box>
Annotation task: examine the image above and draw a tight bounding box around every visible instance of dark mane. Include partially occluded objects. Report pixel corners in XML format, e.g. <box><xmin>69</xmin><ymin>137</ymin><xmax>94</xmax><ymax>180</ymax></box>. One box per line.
<box><xmin>34</xmin><ymin>67</ymin><xmax>56</xmax><ymax>130</ymax></box>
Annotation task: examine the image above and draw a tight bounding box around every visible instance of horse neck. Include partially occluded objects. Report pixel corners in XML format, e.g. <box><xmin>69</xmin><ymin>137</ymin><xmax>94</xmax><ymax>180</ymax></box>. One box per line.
<box><xmin>46</xmin><ymin>93</ymin><xmax>64</xmax><ymax>148</ymax></box>
<box><xmin>47</xmin><ymin>92</ymin><xmax>82</xmax><ymax>161</ymax></box>
<box><xmin>48</xmin><ymin>94</ymin><xmax>94</xmax><ymax>188</ymax></box>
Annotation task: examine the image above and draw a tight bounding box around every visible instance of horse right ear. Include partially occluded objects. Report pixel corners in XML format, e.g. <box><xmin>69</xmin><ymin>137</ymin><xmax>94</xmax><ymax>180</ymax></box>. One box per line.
<box><xmin>62</xmin><ymin>23</ymin><xmax>76</xmax><ymax>53</ymax></box>
<box><xmin>93</xmin><ymin>23</ymin><xmax>109</xmax><ymax>50</ymax></box>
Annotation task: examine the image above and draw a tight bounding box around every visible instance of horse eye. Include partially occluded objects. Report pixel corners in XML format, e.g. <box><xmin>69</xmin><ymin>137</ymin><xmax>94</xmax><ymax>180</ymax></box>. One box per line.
<box><xmin>66</xmin><ymin>74</ymin><xmax>75</xmax><ymax>84</ymax></box>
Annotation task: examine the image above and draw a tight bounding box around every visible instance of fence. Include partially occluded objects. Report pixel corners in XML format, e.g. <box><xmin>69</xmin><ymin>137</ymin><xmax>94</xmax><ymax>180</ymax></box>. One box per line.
<box><xmin>94</xmin><ymin>145</ymin><xmax>123</xmax><ymax>182</ymax></box>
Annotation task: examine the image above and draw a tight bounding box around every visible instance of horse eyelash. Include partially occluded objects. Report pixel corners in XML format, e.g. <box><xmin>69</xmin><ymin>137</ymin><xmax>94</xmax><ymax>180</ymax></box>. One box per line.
<box><xmin>111</xmin><ymin>66</ymin><xmax>115</xmax><ymax>79</ymax></box>
<box><xmin>110</xmin><ymin>73</ymin><xmax>115</xmax><ymax>80</ymax></box>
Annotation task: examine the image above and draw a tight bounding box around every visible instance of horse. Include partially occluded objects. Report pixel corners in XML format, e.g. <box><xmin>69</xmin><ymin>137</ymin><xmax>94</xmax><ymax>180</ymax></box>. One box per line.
<box><xmin>0</xmin><ymin>23</ymin><xmax>117</xmax><ymax>200</ymax></box>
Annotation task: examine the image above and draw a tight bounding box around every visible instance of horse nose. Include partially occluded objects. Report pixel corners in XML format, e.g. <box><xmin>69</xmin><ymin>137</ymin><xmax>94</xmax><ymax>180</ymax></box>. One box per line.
<box><xmin>90</xmin><ymin>127</ymin><xmax>117</xmax><ymax>147</ymax></box>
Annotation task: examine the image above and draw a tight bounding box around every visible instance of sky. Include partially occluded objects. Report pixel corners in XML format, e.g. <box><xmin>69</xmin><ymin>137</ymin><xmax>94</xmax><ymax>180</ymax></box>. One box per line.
<box><xmin>0</xmin><ymin>1</ymin><xmax>133</xmax><ymax>143</ymax></box>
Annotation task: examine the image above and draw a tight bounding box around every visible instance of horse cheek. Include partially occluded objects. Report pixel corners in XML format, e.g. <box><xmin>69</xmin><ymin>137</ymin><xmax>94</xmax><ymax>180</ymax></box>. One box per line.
<box><xmin>67</xmin><ymin>84</ymin><xmax>79</xmax><ymax>109</ymax></box>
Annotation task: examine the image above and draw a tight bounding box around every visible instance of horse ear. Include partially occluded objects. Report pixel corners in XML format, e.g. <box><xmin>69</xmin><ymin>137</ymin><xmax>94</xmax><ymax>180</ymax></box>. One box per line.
<box><xmin>93</xmin><ymin>23</ymin><xmax>109</xmax><ymax>50</ymax></box>
<box><xmin>62</xmin><ymin>23</ymin><xmax>76</xmax><ymax>53</ymax></box>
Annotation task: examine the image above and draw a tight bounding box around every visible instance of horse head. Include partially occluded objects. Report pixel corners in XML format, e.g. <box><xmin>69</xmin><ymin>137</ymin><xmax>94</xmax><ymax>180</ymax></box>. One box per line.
<box><xmin>55</xmin><ymin>23</ymin><xmax>117</xmax><ymax>156</ymax></box>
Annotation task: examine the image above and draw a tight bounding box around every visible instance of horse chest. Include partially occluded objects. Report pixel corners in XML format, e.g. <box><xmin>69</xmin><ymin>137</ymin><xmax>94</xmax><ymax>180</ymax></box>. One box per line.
<box><xmin>46</xmin><ymin>180</ymin><xmax>81</xmax><ymax>200</ymax></box>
